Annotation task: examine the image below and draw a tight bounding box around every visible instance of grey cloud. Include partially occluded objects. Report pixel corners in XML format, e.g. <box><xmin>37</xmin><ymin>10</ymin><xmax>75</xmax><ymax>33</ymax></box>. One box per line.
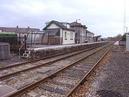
<box><xmin>0</xmin><ymin>0</ymin><xmax>128</xmax><ymax>37</ymax></box>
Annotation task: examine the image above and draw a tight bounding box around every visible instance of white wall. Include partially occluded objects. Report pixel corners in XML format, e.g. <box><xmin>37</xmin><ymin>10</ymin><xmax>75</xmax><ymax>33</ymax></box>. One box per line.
<box><xmin>45</xmin><ymin>23</ymin><xmax>75</xmax><ymax>44</ymax></box>
<box><xmin>80</xmin><ymin>28</ymin><xmax>86</xmax><ymax>43</ymax></box>
<box><xmin>62</xmin><ymin>30</ymin><xmax>75</xmax><ymax>44</ymax></box>
<box><xmin>87</xmin><ymin>32</ymin><xmax>94</xmax><ymax>37</ymax></box>
<box><xmin>87</xmin><ymin>32</ymin><xmax>94</xmax><ymax>42</ymax></box>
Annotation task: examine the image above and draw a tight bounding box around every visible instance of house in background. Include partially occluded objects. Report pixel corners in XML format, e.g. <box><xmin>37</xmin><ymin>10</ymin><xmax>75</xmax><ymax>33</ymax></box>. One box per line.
<box><xmin>70</xmin><ymin>21</ymin><xmax>87</xmax><ymax>43</ymax></box>
<box><xmin>43</xmin><ymin>20</ymin><xmax>95</xmax><ymax>44</ymax></box>
<box><xmin>43</xmin><ymin>20</ymin><xmax>75</xmax><ymax>45</ymax></box>
<box><xmin>86</xmin><ymin>30</ymin><xmax>94</xmax><ymax>42</ymax></box>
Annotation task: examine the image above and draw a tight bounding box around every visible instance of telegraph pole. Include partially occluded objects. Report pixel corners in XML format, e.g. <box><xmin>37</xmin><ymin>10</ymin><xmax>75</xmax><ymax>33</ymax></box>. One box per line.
<box><xmin>124</xmin><ymin>0</ymin><xmax>127</xmax><ymax>33</ymax></box>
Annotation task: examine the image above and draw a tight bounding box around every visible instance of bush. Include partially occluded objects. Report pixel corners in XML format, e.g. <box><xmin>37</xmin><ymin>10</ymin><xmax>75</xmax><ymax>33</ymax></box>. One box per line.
<box><xmin>121</xmin><ymin>34</ymin><xmax>126</xmax><ymax>41</ymax></box>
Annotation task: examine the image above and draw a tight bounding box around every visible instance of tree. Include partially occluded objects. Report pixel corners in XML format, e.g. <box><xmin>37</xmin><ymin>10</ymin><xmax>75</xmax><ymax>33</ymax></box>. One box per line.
<box><xmin>121</xmin><ymin>34</ymin><xmax>126</xmax><ymax>41</ymax></box>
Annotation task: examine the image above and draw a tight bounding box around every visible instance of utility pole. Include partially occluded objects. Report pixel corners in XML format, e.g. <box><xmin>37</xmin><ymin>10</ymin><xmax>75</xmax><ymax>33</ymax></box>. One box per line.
<box><xmin>124</xmin><ymin>0</ymin><xmax>127</xmax><ymax>33</ymax></box>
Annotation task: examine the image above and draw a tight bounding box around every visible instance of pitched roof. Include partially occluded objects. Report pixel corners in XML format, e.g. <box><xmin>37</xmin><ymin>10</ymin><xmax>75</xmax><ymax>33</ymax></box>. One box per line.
<box><xmin>43</xmin><ymin>20</ymin><xmax>74</xmax><ymax>31</ymax></box>
<box><xmin>44</xmin><ymin>28</ymin><xmax>60</xmax><ymax>36</ymax></box>
<box><xmin>94</xmin><ymin>35</ymin><xmax>101</xmax><ymax>38</ymax></box>
<box><xmin>70</xmin><ymin>22</ymin><xmax>87</xmax><ymax>29</ymax></box>
<box><xmin>86</xmin><ymin>30</ymin><xmax>94</xmax><ymax>35</ymax></box>
<box><xmin>0</xmin><ymin>27</ymin><xmax>40</xmax><ymax>33</ymax></box>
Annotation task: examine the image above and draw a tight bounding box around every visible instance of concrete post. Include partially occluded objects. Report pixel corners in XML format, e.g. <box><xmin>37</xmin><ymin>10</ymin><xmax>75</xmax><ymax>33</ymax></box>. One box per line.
<box><xmin>126</xmin><ymin>34</ymin><xmax>129</xmax><ymax>51</ymax></box>
<box><xmin>0</xmin><ymin>43</ymin><xmax>10</xmax><ymax>60</ymax></box>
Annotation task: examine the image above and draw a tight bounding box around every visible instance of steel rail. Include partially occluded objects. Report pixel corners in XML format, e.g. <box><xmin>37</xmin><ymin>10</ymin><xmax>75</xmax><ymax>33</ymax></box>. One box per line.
<box><xmin>66</xmin><ymin>46</ymin><xmax>112</xmax><ymax>97</ymax></box>
<box><xmin>5</xmin><ymin>44</ymin><xmax>111</xmax><ymax>97</ymax></box>
<box><xmin>0</xmin><ymin>47</ymin><xmax>96</xmax><ymax>80</ymax></box>
<box><xmin>0</xmin><ymin>42</ymin><xmax>108</xmax><ymax>70</ymax></box>
<box><xmin>0</xmin><ymin>47</ymin><xmax>93</xmax><ymax>70</ymax></box>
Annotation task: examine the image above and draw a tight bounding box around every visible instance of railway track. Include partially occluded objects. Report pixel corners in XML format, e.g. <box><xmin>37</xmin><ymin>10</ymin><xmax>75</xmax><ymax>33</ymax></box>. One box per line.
<box><xmin>0</xmin><ymin>45</ymin><xmax>96</xmax><ymax>71</ymax></box>
<box><xmin>0</xmin><ymin>46</ymin><xmax>103</xmax><ymax>90</ymax></box>
<box><xmin>0</xmin><ymin>42</ymin><xmax>107</xmax><ymax>71</ymax></box>
<box><xmin>0</xmin><ymin>47</ymin><xmax>96</xmax><ymax>79</ymax></box>
<box><xmin>4</xmin><ymin>43</ymin><xmax>112</xmax><ymax>97</ymax></box>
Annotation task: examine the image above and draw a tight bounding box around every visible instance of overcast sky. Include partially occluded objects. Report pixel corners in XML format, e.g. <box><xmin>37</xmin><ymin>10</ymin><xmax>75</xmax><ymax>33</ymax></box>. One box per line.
<box><xmin>0</xmin><ymin>0</ymin><xmax>129</xmax><ymax>37</ymax></box>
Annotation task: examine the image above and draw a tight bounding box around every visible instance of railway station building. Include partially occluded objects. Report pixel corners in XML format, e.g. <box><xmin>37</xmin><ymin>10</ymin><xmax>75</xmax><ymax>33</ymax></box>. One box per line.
<box><xmin>43</xmin><ymin>20</ymin><xmax>95</xmax><ymax>45</ymax></box>
<box><xmin>86</xmin><ymin>30</ymin><xmax>94</xmax><ymax>42</ymax></box>
<box><xmin>70</xmin><ymin>21</ymin><xmax>87</xmax><ymax>43</ymax></box>
<box><xmin>43</xmin><ymin>20</ymin><xmax>75</xmax><ymax>45</ymax></box>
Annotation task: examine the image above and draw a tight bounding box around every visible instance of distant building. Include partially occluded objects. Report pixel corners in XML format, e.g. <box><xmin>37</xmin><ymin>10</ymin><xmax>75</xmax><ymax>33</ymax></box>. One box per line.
<box><xmin>70</xmin><ymin>22</ymin><xmax>87</xmax><ymax>43</ymax></box>
<box><xmin>86</xmin><ymin>30</ymin><xmax>94</xmax><ymax>42</ymax></box>
<box><xmin>94</xmin><ymin>35</ymin><xmax>101</xmax><ymax>42</ymax></box>
<box><xmin>0</xmin><ymin>26</ymin><xmax>43</xmax><ymax>45</ymax></box>
<box><xmin>43</xmin><ymin>20</ymin><xmax>75</xmax><ymax>45</ymax></box>
<box><xmin>0</xmin><ymin>26</ymin><xmax>40</xmax><ymax>33</ymax></box>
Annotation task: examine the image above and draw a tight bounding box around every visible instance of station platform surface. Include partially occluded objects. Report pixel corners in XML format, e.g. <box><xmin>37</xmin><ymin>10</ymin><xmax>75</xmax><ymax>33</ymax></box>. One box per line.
<box><xmin>87</xmin><ymin>45</ymin><xmax>129</xmax><ymax>97</ymax></box>
<box><xmin>27</xmin><ymin>42</ymin><xmax>103</xmax><ymax>51</ymax></box>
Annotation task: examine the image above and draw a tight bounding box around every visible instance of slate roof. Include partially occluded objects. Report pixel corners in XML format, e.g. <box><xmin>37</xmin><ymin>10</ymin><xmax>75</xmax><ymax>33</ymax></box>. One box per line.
<box><xmin>0</xmin><ymin>27</ymin><xmax>40</xmax><ymax>33</ymax></box>
<box><xmin>44</xmin><ymin>28</ymin><xmax>60</xmax><ymax>36</ymax></box>
<box><xmin>86</xmin><ymin>30</ymin><xmax>94</xmax><ymax>35</ymax></box>
<box><xmin>70</xmin><ymin>22</ymin><xmax>87</xmax><ymax>29</ymax></box>
<box><xmin>94</xmin><ymin>35</ymin><xmax>101</xmax><ymax>38</ymax></box>
<box><xmin>43</xmin><ymin>20</ymin><xmax>74</xmax><ymax>31</ymax></box>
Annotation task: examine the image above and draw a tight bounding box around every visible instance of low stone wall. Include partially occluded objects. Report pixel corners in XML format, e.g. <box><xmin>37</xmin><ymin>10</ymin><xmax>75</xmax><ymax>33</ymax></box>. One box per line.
<box><xmin>0</xmin><ymin>42</ymin><xmax>10</xmax><ymax>60</ymax></box>
<box><xmin>28</xmin><ymin>42</ymin><xmax>108</xmax><ymax>60</ymax></box>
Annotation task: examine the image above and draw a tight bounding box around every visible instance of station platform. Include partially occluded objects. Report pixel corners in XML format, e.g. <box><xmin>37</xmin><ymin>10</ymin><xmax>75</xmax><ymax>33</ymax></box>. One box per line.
<box><xmin>28</xmin><ymin>42</ymin><xmax>105</xmax><ymax>51</ymax></box>
<box><xmin>25</xmin><ymin>42</ymin><xmax>108</xmax><ymax>59</ymax></box>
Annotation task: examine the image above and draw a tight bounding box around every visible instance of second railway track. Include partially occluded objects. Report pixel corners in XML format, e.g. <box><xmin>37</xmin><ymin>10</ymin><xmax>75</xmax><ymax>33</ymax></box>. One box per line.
<box><xmin>4</xmin><ymin>43</ymin><xmax>112</xmax><ymax>97</ymax></box>
<box><xmin>0</xmin><ymin>47</ymin><xmax>95</xmax><ymax>79</ymax></box>
<box><xmin>0</xmin><ymin>46</ymin><xmax>103</xmax><ymax>89</ymax></box>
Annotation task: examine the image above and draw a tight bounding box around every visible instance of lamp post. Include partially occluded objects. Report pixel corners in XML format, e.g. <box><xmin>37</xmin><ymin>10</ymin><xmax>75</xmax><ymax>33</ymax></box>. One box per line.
<box><xmin>48</xmin><ymin>31</ymin><xmax>49</xmax><ymax>45</ymax></box>
<box><xmin>24</xmin><ymin>35</ymin><xmax>27</xmax><ymax>50</ymax></box>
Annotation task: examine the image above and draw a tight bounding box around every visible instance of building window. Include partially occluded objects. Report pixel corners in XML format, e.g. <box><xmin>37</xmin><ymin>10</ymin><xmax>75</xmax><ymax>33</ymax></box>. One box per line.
<box><xmin>70</xmin><ymin>32</ymin><xmax>73</xmax><ymax>40</ymax></box>
<box><xmin>65</xmin><ymin>32</ymin><xmax>67</xmax><ymax>40</ymax></box>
